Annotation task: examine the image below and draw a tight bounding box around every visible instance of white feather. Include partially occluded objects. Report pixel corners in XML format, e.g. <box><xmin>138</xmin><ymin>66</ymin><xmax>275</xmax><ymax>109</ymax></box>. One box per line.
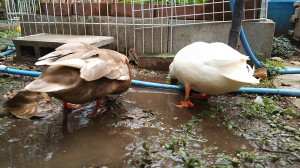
<box><xmin>81</xmin><ymin>50</ymin><xmax>99</xmax><ymax>59</ymax></box>
<box><xmin>117</xmin><ymin>75</ymin><xmax>130</xmax><ymax>80</ymax></box>
<box><xmin>35</xmin><ymin>59</ymin><xmax>55</xmax><ymax>65</ymax></box>
<box><xmin>170</xmin><ymin>41</ymin><xmax>260</xmax><ymax>95</ymax></box>
<box><xmin>85</xmin><ymin>58</ymin><xmax>102</xmax><ymax>69</ymax></box>
<box><xmin>25</xmin><ymin>80</ymin><xmax>75</xmax><ymax>92</ymax></box>
<box><xmin>48</xmin><ymin>59</ymin><xmax>85</xmax><ymax>69</ymax></box>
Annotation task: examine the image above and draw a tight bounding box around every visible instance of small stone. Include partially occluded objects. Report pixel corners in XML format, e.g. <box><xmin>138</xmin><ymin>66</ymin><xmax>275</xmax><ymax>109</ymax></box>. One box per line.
<box><xmin>241</xmin><ymin>144</ymin><xmax>246</xmax><ymax>150</ymax></box>
<box><xmin>281</xmin><ymin>82</ymin><xmax>291</xmax><ymax>86</ymax></box>
<box><xmin>291</xmin><ymin>61</ymin><xmax>300</xmax><ymax>65</ymax></box>
<box><xmin>270</xmin><ymin>57</ymin><xmax>283</xmax><ymax>62</ymax></box>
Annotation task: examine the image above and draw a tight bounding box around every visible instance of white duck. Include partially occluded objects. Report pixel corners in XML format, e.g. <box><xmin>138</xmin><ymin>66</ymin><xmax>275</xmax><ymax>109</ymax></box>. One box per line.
<box><xmin>169</xmin><ymin>42</ymin><xmax>260</xmax><ymax>108</ymax></box>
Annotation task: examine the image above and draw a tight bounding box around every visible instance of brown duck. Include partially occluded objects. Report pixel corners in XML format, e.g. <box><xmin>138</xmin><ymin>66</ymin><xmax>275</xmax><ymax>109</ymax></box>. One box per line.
<box><xmin>24</xmin><ymin>42</ymin><xmax>131</xmax><ymax>118</ymax></box>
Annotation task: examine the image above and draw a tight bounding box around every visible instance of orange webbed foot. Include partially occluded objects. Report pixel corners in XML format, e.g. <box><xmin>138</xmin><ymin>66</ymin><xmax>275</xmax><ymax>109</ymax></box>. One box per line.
<box><xmin>65</xmin><ymin>103</ymin><xmax>81</xmax><ymax>110</ymax></box>
<box><xmin>190</xmin><ymin>93</ymin><xmax>211</xmax><ymax>101</ymax></box>
<box><xmin>88</xmin><ymin>99</ymin><xmax>108</xmax><ymax>118</ymax></box>
<box><xmin>172</xmin><ymin>101</ymin><xmax>195</xmax><ymax>108</ymax></box>
<box><xmin>63</xmin><ymin>102</ymin><xmax>81</xmax><ymax>113</ymax></box>
<box><xmin>88</xmin><ymin>107</ymin><xmax>107</xmax><ymax>118</ymax></box>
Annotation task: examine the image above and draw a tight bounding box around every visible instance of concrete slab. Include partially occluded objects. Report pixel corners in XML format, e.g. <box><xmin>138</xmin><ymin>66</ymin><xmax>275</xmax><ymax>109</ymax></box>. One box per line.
<box><xmin>272</xmin><ymin>61</ymin><xmax>300</xmax><ymax>109</ymax></box>
<box><xmin>138</xmin><ymin>53</ymin><xmax>175</xmax><ymax>71</ymax></box>
<box><xmin>12</xmin><ymin>33</ymin><xmax>114</xmax><ymax>62</ymax></box>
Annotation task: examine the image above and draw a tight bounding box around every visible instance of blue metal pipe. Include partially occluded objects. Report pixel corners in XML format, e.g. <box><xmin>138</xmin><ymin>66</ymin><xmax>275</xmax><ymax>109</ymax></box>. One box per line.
<box><xmin>229</xmin><ymin>0</ymin><xmax>300</xmax><ymax>74</ymax></box>
<box><xmin>232</xmin><ymin>87</ymin><xmax>300</xmax><ymax>97</ymax></box>
<box><xmin>1</xmin><ymin>49</ymin><xmax>16</xmax><ymax>56</ymax></box>
<box><xmin>0</xmin><ymin>67</ymin><xmax>41</xmax><ymax>77</ymax></box>
<box><xmin>0</xmin><ymin>67</ymin><xmax>300</xmax><ymax>97</ymax></box>
<box><xmin>131</xmin><ymin>80</ymin><xmax>184</xmax><ymax>90</ymax></box>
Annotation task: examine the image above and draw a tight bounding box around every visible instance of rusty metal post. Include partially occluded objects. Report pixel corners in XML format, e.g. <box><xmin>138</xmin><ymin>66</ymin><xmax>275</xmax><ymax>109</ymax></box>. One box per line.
<box><xmin>228</xmin><ymin>0</ymin><xmax>245</xmax><ymax>50</ymax></box>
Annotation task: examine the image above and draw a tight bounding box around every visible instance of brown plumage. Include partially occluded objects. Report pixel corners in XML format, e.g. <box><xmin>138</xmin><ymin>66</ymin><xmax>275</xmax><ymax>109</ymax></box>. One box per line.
<box><xmin>25</xmin><ymin>42</ymin><xmax>131</xmax><ymax>118</ymax></box>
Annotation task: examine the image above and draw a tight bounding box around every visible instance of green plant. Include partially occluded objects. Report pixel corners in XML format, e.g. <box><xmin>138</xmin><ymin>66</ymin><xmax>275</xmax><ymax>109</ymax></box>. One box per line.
<box><xmin>261</xmin><ymin>59</ymin><xmax>286</xmax><ymax>76</ymax></box>
<box><xmin>271</xmin><ymin>36</ymin><xmax>294</xmax><ymax>58</ymax></box>
<box><xmin>178</xmin><ymin>150</ymin><xmax>202</xmax><ymax>167</ymax></box>
<box><xmin>202</xmin><ymin>105</ymin><xmax>227</xmax><ymax>118</ymax></box>
<box><xmin>215</xmin><ymin>153</ymin><xmax>239</xmax><ymax>165</ymax></box>
<box><xmin>136</xmin><ymin>141</ymin><xmax>159</xmax><ymax>166</ymax></box>
<box><xmin>0</xmin><ymin>27</ymin><xmax>21</xmax><ymax>39</ymax></box>
<box><xmin>236</xmin><ymin>150</ymin><xmax>258</xmax><ymax>162</ymax></box>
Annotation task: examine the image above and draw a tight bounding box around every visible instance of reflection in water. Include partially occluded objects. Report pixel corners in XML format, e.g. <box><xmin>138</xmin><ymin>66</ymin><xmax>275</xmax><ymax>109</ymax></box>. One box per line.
<box><xmin>0</xmin><ymin>86</ymin><xmax>255</xmax><ymax>167</ymax></box>
<box><xmin>0</xmin><ymin>119</ymin><xmax>58</xmax><ymax>167</ymax></box>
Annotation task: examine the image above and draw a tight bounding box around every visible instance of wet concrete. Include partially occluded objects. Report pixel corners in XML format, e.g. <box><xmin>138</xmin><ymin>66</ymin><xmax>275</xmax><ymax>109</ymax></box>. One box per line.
<box><xmin>273</xmin><ymin>61</ymin><xmax>300</xmax><ymax>109</ymax></box>
<box><xmin>0</xmin><ymin>85</ymin><xmax>255</xmax><ymax>167</ymax></box>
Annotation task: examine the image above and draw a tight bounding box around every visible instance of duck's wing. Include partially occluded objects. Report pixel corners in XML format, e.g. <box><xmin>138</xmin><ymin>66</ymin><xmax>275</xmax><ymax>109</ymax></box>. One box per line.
<box><xmin>181</xmin><ymin>42</ymin><xmax>259</xmax><ymax>84</ymax></box>
<box><xmin>205</xmin><ymin>43</ymin><xmax>259</xmax><ymax>84</ymax></box>
<box><xmin>27</xmin><ymin>43</ymin><xmax>130</xmax><ymax>93</ymax></box>
<box><xmin>200</xmin><ymin>42</ymin><xmax>249</xmax><ymax>67</ymax></box>
<box><xmin>25</xmin><ymin>66</ymin><xmax>80</xmax><ymax>92</ymax></box>
<box><xmin>80</xmin><ymin>49</ymin><xmax>130</xmax><ymax>81</ymax></box>
<box><xmin>36</xmin><ymin>43</ymin><xmax>99</xmax><ymax>65</ymax></box>
<box><xmin>42</xmin><ymin>45</ymin><xmax>130</xmax><ymax>82</ymax></box>
<box><xmin>221</xmin><ymin>62</ymin><xmax>260</xmax><ymax>84</ymax></box>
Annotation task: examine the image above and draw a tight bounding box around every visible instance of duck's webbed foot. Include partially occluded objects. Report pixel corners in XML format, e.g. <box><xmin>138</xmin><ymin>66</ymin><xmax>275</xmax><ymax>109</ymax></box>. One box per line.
<box><xmin>88</xmin><ymin>99</ymin><xmax>107</xmax><ymax>118</ymax></box>
<box><xmin>190</xmin><ymin>93</ymin><xmax>211</xmax><ymax>101</ymax></box>
<box><xmin>63</xmin><ymin>102</ymin><xmax>81</xmax><ymax>112</ymax></box>
<box><xmin>172</xmin><ymin>86</ymin><xmax>195</xmax><ymax>108</ymax></box>
<box><xmin>172</xmin><ymin>101</ymin><xmax>195</xmax><ymax>108</ymax></box>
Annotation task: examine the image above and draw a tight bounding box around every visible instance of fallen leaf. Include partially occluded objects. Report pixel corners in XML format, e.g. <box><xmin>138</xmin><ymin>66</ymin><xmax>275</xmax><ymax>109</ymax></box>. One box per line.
<box><xmin>253</xmin><ymin>67</ymin><xmax>267</xmax><ymax>80</ymax></box>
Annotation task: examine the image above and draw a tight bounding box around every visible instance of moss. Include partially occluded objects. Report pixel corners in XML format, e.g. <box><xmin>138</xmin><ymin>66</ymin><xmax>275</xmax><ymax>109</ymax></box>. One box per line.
<box><xmin>140</xmin><ymin>53</ymin><xmax>176</xmax><ymax>58</ymax></box>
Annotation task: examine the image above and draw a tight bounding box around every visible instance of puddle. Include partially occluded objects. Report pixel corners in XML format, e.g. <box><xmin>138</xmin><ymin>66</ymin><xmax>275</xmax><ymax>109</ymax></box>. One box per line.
<box><xmin>0</xmin><ymin>85</ymin><xmax>255</xmax><ymax>167</ymax></box>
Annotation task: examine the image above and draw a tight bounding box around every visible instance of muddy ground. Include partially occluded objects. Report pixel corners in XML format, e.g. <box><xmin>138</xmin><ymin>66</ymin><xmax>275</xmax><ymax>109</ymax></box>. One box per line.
<box><xmin>0</xmin><ymin>52</ymin><xmax>300</xmax><ymax>168</ymax></box>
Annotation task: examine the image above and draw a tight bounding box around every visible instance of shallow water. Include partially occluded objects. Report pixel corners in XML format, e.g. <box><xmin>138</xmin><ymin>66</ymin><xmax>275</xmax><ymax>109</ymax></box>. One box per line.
<box><xmin>0</xmin><ymin>85</ymin><xmax>255</xmax><ymax>167</ymax></box>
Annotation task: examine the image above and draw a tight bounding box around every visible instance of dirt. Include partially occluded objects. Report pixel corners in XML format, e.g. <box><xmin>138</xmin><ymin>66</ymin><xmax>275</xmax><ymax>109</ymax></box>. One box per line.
<box><xmin>0</xmin><ymin>53</ymin><xmax>300</xmax><ymax>167</ymax></box>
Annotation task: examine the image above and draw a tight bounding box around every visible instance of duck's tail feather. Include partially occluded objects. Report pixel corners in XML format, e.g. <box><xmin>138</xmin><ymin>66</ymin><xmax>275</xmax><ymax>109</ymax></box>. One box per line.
<box><xmin>222</xmin><ymin>63</ymin><xmax>260</xmax><ymax>84</ymax></box>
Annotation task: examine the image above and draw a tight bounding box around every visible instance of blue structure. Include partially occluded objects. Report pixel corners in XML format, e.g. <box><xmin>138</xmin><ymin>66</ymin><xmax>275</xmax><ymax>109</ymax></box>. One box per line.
<box><xmin>268</xmin><ymin>0</ymin><xmax>298</xmax><ymax>36</ymax></box>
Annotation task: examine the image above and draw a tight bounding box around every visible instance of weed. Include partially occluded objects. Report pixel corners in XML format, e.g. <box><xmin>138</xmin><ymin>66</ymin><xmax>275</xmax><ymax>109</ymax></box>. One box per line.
<box><xmin>181</xmin><ymin>116</ymin><xmax>201</xmax><ymax>132</ymax></box>
<box><xmin>272</xmin><ymin>36</ymin><xmax>294</xmax><ymax>58</ymax></box>
<box><xmin>244</xmin><ymin>79</ymin><xmax>275</xmax><ymax>88</ymax></box>
<box><xmin>140</xmin><ymin>68</ymin><xmax>149</xmax><ymax>73</ymax></box>
<box><xmin>215</xmin><ymin>153</ymin><xmax>239</xmax><ymax>165</ymax></box>
<box><xmin>202</xmin><ymin>105</ymin><xmax>227</xmax><ymax>118</ymax></box>
<box><xmin>0</xmin><ymin>27</ymin><xmax>21</xmax><ymax>39</ymax></box>
<box><xmin>166</xmin><ymin>73</ymin><xmax>171</xmax><ymax>79</ymax></box>
<box><xmin>225</xmin><ymin>120</ymin><xmax>237</xmax><ymax>129</ymax></box>
<box><xmin>226</xmin><ymin>96</ymin><xmax>300</xmax><ymax>166</ymax></box>
<box><xmin>136</xmin><ymin>141</ymin><xmax>159</xmax><ymax>166</ymax></box>
<box><xmin>261</xmin><ymin>59</ymin><xmax>286</xmax><ymax>76</ymax></box>
<box><xmin>236</xmin><ymin>150</ymin><xmax>258</xmax><ymax>162</ymax></box>
<box><xmin>178</xmin><ymin>150</ymin><xmax>202</xmax><ymax>167</ymax></box>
